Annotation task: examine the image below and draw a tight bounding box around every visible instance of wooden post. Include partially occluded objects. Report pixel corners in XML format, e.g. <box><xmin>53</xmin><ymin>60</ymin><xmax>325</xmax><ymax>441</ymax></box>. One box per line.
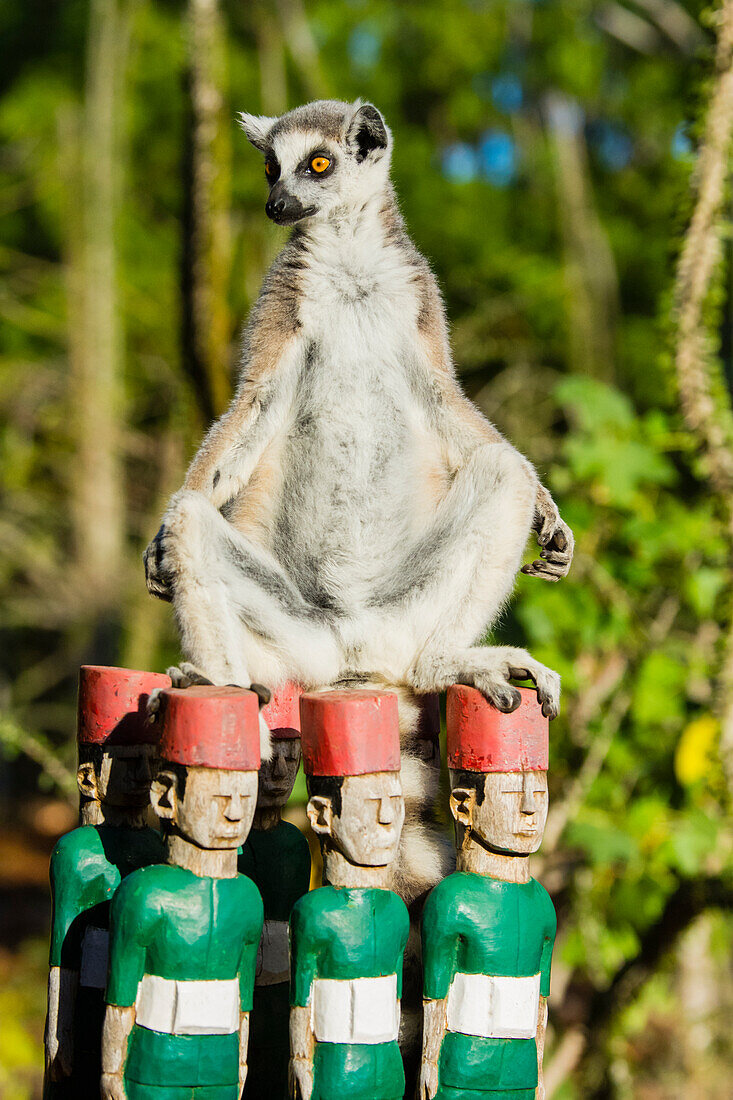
<box><xmin>45</xmin><ymin>666</ymin><xmax>169</xmax><ymax>1099</ymax></box>
<box><xmin>419</xmin><ymin>686</ymin><xmax>556</xmax><ymax>1100</ymax></box>
<box><xmin>289</xmin><ymin>690</ymin><xmax>409</xmax><ymax>1100</ymax></box>
<box><xmin>100</xmin><ymin>686</ymin><xmax>264</xmax><ymax>1100</ymax></box>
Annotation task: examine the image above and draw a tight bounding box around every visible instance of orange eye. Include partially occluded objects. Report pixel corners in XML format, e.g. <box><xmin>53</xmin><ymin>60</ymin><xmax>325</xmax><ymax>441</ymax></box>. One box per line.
<box><xmin>310</xmin><ymin>156</ymin><xmax>331</xmax><ymax>174</ymax></box>
<box><xmin>265</xmin><ymin>160</ymin><xmax>279</xmax><ymax>181</ymax></box>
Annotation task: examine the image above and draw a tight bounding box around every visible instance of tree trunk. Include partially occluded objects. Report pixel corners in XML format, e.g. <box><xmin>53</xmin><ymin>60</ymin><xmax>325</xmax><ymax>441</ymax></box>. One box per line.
<box><xmin>672</xmin><ymin>0</ymin><xmax>733</xmax><ymax>791</ymax></box>
<box><xmin>546</xmin><ymin>92</ymin><xmax>619</xmax><ymax>383</ymax></box>
<box><xmin>67</xmin><ymin>0</ymin><xmax>130</xmax><ymax>607</ymax></box>
<box><xmin>182</xmin><ymin>0</ymin><xmax>233</xmax><ymax>424</ymax></box>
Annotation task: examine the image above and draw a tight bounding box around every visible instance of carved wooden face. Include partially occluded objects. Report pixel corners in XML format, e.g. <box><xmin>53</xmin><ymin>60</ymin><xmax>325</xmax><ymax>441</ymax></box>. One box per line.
<box><xmin>450</xmin><ymin>769</ymin><xmax>549</xmax><ymax>855</ymax></box>
<box><xmin>152</xmin><ymin>766</ymin><xmax>258</xmax><ymax>850</ymax></box>
<box><xmin>307</xmin><ymin>771</ymin><xmax>405</xmax><ymax>867</ymax></box>
<box><xmin>257</xmin><ymin>738</ymin><xmax>301</xmax><ymax>809</ymax></box>
<box><xmin>78</xmin><ymin>744</ymin><xmax>158</xmax><ymax>808</ymax></box>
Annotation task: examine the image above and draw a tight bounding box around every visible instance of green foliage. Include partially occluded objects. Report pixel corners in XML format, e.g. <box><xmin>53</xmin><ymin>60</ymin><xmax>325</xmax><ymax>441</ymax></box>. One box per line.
<box><xmin>0</xmin><ymin>940</ymin><xmax>47</xmax><ymax>1100</ymax></box>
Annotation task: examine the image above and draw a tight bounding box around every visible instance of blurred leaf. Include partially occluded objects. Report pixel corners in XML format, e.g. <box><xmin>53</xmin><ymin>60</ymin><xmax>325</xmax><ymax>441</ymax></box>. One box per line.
<box><xmin>566</xmin><ymin>818</ymin><xmax>638</xmax><ymax>865</ymax></box>
<box><xmin>555</xmin><ymin>376</ymin><xmax>635</xmax><ymax>431</ymax></box>
<box><xmin>632</xmin><ymin>651</ymin><xmax>687</xmax><ymax>727</ymax></box>
<box><xmin>675</xmin><ymin>714</ymin><xmax>720</xmax><ymax>786</ymax></box>
<box><xmin>669</xmin><ymin>810</ymin><xmax>718</xmax><ymax>876</ymax></box>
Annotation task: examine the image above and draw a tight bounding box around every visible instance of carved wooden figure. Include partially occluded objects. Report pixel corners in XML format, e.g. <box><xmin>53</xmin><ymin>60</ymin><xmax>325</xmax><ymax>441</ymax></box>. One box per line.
<box><xmin>45</xmin><ymin>665</ymin><xmax>169</xmax><ymax>1099</ymax></box>
<box><xmin>289</xmin><ymin>690</ymin><xmax>409</xmax><ymax>1100</ymax></box>
<box><xmin>419</xmin><ymin>686</ymin><xmax>556</xmax><ymax>1100</ymax></box>
<box><xmin>101</xmin><ymin>685</ymin><xmax>264</xmax><ymax>1100</ymax></box>
<box><xmin>239</xmin><ymin>682</ymin><xmax>311</xmax><ymax>1100</ymax></box>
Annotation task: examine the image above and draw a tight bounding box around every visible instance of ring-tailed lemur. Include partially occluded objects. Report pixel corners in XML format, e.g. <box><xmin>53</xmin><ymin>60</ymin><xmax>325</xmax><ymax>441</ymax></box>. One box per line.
<box><xmin>144</xmin><ymin>99</ymin><xmax>573</xmax><ymax>904</ymax></box>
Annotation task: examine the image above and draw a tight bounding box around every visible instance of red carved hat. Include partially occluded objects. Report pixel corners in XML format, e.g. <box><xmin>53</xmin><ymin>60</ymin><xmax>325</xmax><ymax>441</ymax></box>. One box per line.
<box><xmin>157</xmin><ymin>685</ymin><xmax>261</xmax><ymax>771</ymax></box>
<box><xmin>299</xmin><ymin>689</ymin><xmax>400</xmax><ymax>776</ymax></box>
<box><xmin>77</xmin><ymin>666</ymin><xmax>170</xmax><ymax>747</ymax></box>
<box><xmin>262</xmin><ymin>681</ymin><xmax>303</xmax><ymax>741</ymax></box>
<box><xmin>447</xmin><ymin>685</ymin><xmax>549</xmax><ymax>772</ymax></box>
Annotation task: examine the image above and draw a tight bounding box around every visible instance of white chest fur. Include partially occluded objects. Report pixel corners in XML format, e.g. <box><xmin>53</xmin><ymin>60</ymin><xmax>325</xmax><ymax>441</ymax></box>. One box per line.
<box><xmin>270</xmin><ymin>216</ymin><xmax>433</xmax><ymax>609</ymax></box>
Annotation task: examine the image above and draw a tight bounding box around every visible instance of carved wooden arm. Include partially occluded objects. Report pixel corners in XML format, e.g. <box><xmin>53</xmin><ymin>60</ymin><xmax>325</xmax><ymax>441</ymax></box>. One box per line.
<box><xmin>419</xmin><ymin>995</ymin><xmax>449</xmax><ymax>1099</ymax></box>
<box><xmin>289</xmin><ymin>1003</ymin><xmax>315</xmax><ymax>1100</ymax></box>
<box><xmin>100</xmin><ymin>1003</ymin><xmax>135</xmax><ymax>1100</ymax></box>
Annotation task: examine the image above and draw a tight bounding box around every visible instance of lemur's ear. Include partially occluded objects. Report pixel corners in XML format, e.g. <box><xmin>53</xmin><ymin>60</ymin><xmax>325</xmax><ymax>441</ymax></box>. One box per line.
<box><xmin>346</xmin><ymin>103</ymin><xmax>389</xmax><ymax>162</ymax></box>
<box><xmin>237</xmin><ymin>112</ymin><xmax>277</xmax><ymax>152</ymax></box>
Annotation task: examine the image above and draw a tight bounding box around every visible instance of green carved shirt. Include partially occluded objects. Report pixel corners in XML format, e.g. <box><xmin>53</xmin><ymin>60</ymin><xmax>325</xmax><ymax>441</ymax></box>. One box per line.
<box><xmin>238</xmin><ymin>820</ymin><xmax>311</xmax><ymax>922</ymax></box>
<box><xmin>290</xmin><ymin>886</ymin><xmax>409</xmax><ymax>1100</ymax></box>
<box><xmin>107</xmin><ymin>864</ymin><xmax>263</xmax><ymax>1087</ymax></box>
<box><xmin>422</xmin><ymin>872</ymin><xmax>556</xmax><ymax>1092</ymax></box>
<box><xmin>49</xmin><ymin>824</ymin><xmax>165</xmax><ymax>970</ymax></box>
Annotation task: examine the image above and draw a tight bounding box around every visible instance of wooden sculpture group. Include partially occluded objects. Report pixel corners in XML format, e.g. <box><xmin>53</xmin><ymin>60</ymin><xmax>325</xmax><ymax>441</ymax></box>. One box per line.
<box><xmin>45</xmin><ymin>666</ymin><xmax>555</xmax><ymax>1100</ymax></box>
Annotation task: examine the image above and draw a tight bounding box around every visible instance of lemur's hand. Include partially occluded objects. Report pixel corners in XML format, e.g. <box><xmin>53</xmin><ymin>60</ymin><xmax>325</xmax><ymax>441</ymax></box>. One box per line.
<box><xmin>143</xmin><ymin>524</ymin><xmax>175</xmax><ymax>602</ymax></box>
<box><xmin>523</xmin><ymin>488</ymin><xmax>574</xmax><ymax>582</ymax></box>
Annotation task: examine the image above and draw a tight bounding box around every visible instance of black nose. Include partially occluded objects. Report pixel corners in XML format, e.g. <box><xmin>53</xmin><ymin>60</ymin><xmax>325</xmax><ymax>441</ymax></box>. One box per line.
<box><xmin>266</xmin><ymin>197</ymin><xmax>286</xmax><ymax>220</ymax></box>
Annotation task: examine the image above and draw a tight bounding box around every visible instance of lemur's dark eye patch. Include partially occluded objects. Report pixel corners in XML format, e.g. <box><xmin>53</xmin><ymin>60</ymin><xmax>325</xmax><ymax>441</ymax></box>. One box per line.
<box><xmin>264</xmin><ymin>158</ymin><xmax>280</xmax><ymax>183</ymax></box>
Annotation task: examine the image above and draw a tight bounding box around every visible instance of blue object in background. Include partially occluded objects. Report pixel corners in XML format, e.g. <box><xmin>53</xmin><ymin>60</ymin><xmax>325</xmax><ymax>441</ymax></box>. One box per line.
<box><xmin>442</xmin><ymin>142</ymin><xmax>478</xmax><ymax>183</ymax></box>
<box><xmin>671</xmin><ymin>122</ymin><xmax>693</xmax><ymax>159</ymax></box>
<box><xmin>588</xmin><ymin>120</ymin><xmax>633</xmax><ymax>171</ymax></box>
<box><xmin>491</xmin><ymin>73</ymin><xmax>523</xmax><ymax>114</ymax></box>
<box><xmin>348</xmin><ymin>26</ymin><xmax>381</xmax><ymax>69</ymax></box>
<box><xmin>478</xmin><ymin>129</ymin><xmax>517</xmax><ymax>187</ymax></box>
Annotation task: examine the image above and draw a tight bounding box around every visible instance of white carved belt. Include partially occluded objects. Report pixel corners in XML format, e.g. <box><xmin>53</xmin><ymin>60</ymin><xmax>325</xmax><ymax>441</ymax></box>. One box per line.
<box><xmin>80</xmin><ymin>926</ymin><xmax>109</xmax><ymax>990</ymax></box>
<box><xmin>446</xmin><ymin>972</ymin><xmax>541</xmax><ymax>1040</ymax></box>
<box><xmin>311</xmin><ymin>974</ymin><xmax>400</xmax><ymax>1045</ymax></box>
<box><xmin>135</xmin><ymin>975</ymin><xmax>240</xmax><ymax>1035</ymax></box>
<box><xmin>256</xmin><ymin>919</ymin><xmax>290</xmax><ymax>987</ymax></box>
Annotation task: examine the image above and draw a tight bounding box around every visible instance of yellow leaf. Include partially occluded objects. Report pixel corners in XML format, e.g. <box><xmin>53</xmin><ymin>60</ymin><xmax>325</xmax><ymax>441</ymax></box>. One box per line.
<box><xmin>674</xmin><ymin>714</ymin><xmax>719</xmax><ymax>786</ymax></box>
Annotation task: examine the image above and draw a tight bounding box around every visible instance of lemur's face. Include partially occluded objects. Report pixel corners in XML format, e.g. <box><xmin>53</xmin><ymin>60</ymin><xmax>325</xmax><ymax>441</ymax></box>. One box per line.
<box><xmin>238</xmin><ymin>100</ymin><xmax>391</xmax><ymax>226</ymax></box>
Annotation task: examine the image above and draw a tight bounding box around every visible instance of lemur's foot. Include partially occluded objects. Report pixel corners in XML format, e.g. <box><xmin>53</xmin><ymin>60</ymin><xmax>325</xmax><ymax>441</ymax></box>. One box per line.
<box><xmin>167</xmin><ymin>663</ymin><xmax>271</xmax><ymax>706</ymax></box>
<box><xmin>524</xmin><ymin>496</ymin><xmax>574</xmax><ymax>581</ymax></box>
<box><xmin>148</xmin><ymin>662</ymin><xmax>273</xmax><ymax>757</ymax></box>
<box><xmin>143</xmin><ymin>524</ymin><xmax>175</xmax><ymax>602</ymax></box>
<box><xmin>472</xmin><ymin>646</ymin><xmax>560</xmax><ymax>720</ymax></box>
<box><xmin>167</xmin><ymin>662</ymin><xmax>213</xmax><ymax>688</ymax></box>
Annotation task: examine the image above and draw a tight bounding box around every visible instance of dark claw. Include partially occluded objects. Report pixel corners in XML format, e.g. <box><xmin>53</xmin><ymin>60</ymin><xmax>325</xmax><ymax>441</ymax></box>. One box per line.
<box><xmin>507</xmin><ymin>688</ymin><xmax>523</xmax><ymax>712</ymax></box>
<box><xmin>493</xmin><ymin>687</ymin><xmax>522</xmax><ymax>713</ymax></box>
<box><xmin>148</xmin><ymin>582</ymin><xmax>173</xmax><ymax>603</ymax></box>
<box><xmin>250</xmin><ymin>682</ymin><xmax>272</xmax><ymax>708</ymax></box>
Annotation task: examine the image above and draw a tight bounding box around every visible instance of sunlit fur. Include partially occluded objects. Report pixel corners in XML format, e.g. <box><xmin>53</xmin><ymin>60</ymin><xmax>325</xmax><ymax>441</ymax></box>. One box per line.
<box><xmin>145</xmin><ymin>100</ymin><xmax>570</xmax><ymax>904</ymax></box>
